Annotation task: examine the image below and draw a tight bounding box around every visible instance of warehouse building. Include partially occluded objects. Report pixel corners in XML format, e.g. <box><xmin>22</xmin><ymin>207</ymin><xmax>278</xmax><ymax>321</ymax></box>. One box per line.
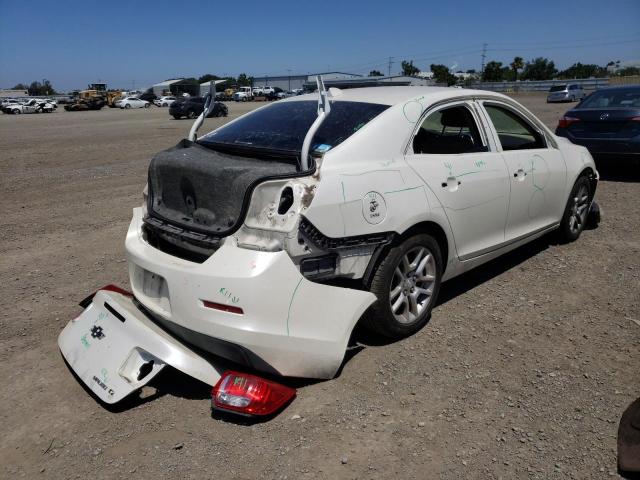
<box><xmin>199</xmin><ymin>79</ymin><xmax>229</xmax><ymax>96</ymax></box>
<box><xmin>252</xmin><ymin>72</ymin><xmax>362</xmax><ymax>92</ymax></box>
<box><xmin>151</xmin><ymin>79</ymin><xmax>200</xmax><ymax>97</ymax></box>
<box><xmin>302</xmin><ymin>74</ymin><xmax>434</xmax><ymax>90</ymax></box>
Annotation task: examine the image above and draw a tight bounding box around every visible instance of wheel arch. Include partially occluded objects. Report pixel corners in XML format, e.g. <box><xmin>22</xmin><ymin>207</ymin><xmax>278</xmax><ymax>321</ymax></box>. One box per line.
<box><xmin>362</xmin><ymin>220</ymin><xmax>451</xmax><ymax>288</ymax></box>
<box><xmin>575</xmin><ymin>166</ymin><xmax>598</xmax><ymax>201</ymax></box>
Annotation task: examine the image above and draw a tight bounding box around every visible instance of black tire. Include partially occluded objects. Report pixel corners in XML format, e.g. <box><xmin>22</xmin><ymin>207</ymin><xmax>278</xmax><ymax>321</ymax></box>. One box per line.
<box><xmin>172</xmin><ymin>115</ymin><xmax>181</xmax><ymax>120</ymax></box>
<box><xmin>557</xmin><ymin>175</ymin><xmax>591</xmax><ymax>243</ymax></box>
<box><xmin>187</xmin><ymin>109</ymin><xmax>197</xmax><ymax>119</ymax></box>
<box><xmin>364</xmin><ymin>234</ymin><xmax>442</xmax><ymax>339</ymax></box>
<box><xmin>124</xmin><ymin>104</ymin><xmax>131</xmax><ymax>109</ymax></box>
<box><xmin>144</xmin><ymin>103</ymin><xmax>150</xmax><ymax>108</ymax></box>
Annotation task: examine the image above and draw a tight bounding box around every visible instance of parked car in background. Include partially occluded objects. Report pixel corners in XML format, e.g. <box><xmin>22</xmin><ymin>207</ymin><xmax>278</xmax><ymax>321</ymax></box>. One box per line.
<box><xmin>547</xmin><ymin>84</ymin><xmax>585</xmax><ymax>103</ymax></box>
<box><xmin>556</xmin><ymin>84</ymin><xmax>640</xmax><ymax>164</ymax></box>
<box><xmin>169</xmin><ymin>96</ymin><xmax>228</xmax><ymax>119</ymax></box>
<box><xmin>252</xmin><ymin>87</ymin><xmax>263</xmax><ymax>96</ymax></box>
<box><xmin>2</xmin><ymin>98</ymin><xmax>55</xmax><ymax>114</ymax></box>
<box><xmin>139</xmin><ymin>91</ymin><xmax>158</xmax><ymax>104</ymax></box>
<box><xmin>116</xmin><ymin>97</ymin><xmax>149</xmax><ymax>109</ymax></box>
<box><xmin>1</xmin><ymin>99</ymin><xmax>21</xmax><ymax>108</ymax></box>
<box><xmin>154</xmin><ymin>96</ymin><xmax>176</xmax><ymax>107</ymax></box>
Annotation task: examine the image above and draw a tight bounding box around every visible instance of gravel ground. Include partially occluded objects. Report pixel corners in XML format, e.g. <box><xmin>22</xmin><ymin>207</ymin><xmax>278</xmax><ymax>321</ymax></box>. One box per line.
<box><xmin>0</xmin><ymin>93</ymin><xmax>638</xmax><ymax>479</ymax></box>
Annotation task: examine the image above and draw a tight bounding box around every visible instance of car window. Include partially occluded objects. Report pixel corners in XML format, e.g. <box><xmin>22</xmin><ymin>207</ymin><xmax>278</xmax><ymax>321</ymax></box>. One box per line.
<box><xmin>200</xmin><ymin>100</ymin><xmax>388</xmax><ymax>155</ymax></box>
<box><xmin>549</xmin><ymin>85</ymin><xmax>567</xmax><ymax>92</ymax></box>
<box><xmin>484</xmin><ymin>104</ymin><xmax>545</xmax><ymax>151</ymax></box>
<box><xmin>412</xmin><ymin>105</ymin><xmax>484</xmax><ymax>155</ymax></box>
<box><xmin>579</xmin><ymin>88</ymin><xmax>640</xmax><ymax>108</ymax></box>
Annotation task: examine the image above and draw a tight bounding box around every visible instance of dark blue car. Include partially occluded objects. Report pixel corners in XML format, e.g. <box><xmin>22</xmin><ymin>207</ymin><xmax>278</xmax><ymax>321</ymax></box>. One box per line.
<box><xmin>555</xmin><ymin>85</ymin><xmax>640</xmax><ymax>164</ymax></box>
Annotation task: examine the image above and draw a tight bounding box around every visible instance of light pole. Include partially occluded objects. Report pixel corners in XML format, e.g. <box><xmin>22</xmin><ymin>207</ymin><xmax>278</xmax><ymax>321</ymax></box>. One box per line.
<box><xmin>287</xmin><ymin>69</ymin><xmax>291</xmax><ymax>91</ymax></box>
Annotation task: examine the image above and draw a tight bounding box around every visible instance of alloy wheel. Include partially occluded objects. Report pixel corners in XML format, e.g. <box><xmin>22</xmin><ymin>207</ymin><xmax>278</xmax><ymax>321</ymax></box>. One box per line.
<box><xmin>389</xmin><ymin>246</ymin><xmax>436</xmax><ymax>324</ymax></box>
<box><xmin>569</xmin><ymin>184</ymin><xmax>589</xmax><ymax>235</ymax></box>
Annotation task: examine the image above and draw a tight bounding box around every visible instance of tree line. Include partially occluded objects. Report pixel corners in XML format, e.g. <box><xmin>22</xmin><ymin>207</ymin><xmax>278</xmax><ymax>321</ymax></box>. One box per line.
<box><xmin>11</xmin><ymin>79</ymin><xmax>57</xmax><ymax>96</ymax></box>
<box><xmin>369</xmin><ymin>58</ymin><xmax>640</xmax><ymax>85</ymax></box>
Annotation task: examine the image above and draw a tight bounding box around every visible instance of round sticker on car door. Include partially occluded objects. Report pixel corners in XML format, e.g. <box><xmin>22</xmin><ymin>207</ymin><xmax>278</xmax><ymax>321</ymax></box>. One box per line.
<box><xmin>362</xmin><ymin>191</ymin><xmax>387</xmax><ymax>224</ymax></box>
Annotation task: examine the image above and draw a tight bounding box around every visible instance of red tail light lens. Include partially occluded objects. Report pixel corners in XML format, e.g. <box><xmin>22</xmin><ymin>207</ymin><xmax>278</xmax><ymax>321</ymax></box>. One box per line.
<box><xmin>557</xmin><ymin>116</ymin><xmax>580</xmax><ymax>129</ymax></box>
<box><xmin>212</xmin><ymin>371</ymin><xmax>296</xmax><ymax>416</ymax></box>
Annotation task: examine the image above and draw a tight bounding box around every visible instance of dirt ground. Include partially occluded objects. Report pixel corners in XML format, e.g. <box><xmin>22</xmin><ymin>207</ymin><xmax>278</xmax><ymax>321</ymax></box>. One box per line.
<box><xmin>0</xmin><ymin>93</ymin><xmax>638</xmax><ymax>480</ymax></box>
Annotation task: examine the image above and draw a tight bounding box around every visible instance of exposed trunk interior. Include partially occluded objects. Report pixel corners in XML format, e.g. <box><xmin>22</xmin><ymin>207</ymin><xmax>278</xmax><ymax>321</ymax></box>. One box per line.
<box><xmin>146</xmin><ymin>139</ymin><xmax>297</xmax><ymax>238</ymax></box>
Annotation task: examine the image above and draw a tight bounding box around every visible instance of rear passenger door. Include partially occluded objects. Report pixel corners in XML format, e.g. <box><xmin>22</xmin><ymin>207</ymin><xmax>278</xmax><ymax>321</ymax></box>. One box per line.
<box><xmin>479</xmin><ymin>101</ymin><xmax>567</xmax><ymax>241</ymax></box>
<box><xmin>404</xmin><ymin>101</ymin><xmax>511</xmax><ymax>260</ymax></box>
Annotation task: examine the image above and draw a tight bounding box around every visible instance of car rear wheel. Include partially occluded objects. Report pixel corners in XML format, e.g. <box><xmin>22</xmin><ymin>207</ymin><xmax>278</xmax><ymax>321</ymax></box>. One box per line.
<box><xmin>172</xmin><ymin>115</ymin><xmax>181</xmax><ymax>120</ymax></box>
<box><xmin>187</xmin><ymin>109</ymin><xmax>197</xmax><ymax>119</ymax></box>
<box><xmin>124</xmin><ymin>104</ymin><xmax>131</xmax><ymax>109</ymax></box>
<box><xmin>365</xmin><ymin>234</ymin><xmax>442</xmax><ymax>339</ymax></box>
<box><xmin>557</xmin><ymin>175</ymin><xmax>591</xmax><ymax>243</ymax></box>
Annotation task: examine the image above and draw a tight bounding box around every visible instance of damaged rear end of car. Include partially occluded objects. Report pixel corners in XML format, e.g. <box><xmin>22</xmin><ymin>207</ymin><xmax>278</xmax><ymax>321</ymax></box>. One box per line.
<box><xmin>59</xmin><ymin>78</ymin><xmax>391</xmax><ymax>414</ymax></box>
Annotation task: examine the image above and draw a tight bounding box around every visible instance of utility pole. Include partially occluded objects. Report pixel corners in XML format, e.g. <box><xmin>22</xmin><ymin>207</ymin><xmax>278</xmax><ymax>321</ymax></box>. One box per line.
<box><xmin>287</xmin><ymin>69</ymin><xmax>291</xmax><ymax>91</ymax></box>
<box><xmin>481</xmin><ymin>43</ymin><xmax>487</xmax><ymax>76</ymax></box>
<box><xmin>387</xmin><ymin>56</ymin><xmax>394</xmax><ymax>76</ymax></box>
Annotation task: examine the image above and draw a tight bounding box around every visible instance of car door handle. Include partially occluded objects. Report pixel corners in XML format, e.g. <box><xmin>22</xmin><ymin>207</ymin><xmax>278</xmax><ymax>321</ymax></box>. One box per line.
<box><xmin>441</xmin><ymin>177</ymin><xmax>461</xmax><ymax>191</ymax></box>
<box><xmin>513</xmin><ymin>168</ymin><xmax>527</xmax><ymax>180</ymax></box>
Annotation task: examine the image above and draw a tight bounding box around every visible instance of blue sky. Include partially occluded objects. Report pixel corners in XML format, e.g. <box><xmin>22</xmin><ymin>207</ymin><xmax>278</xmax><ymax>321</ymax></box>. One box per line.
<box><xmin>1</xmin><ymin>0</ymin><xmax>638</xmax><ymax>91</ymax></box>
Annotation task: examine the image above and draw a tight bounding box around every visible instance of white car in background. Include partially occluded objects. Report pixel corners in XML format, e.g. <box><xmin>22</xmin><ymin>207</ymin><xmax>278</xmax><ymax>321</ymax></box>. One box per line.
<box><xmin>547</xmin><ymin>83</ymin><xmax>586</xmax><ymax>103</ymax></box>
<box><xmin>116</xmin><ymin>97</ymin><xmax>149</xmax><ymax>109</ymax></box>
<box><xmin>154</xmin><ymin>96</ymin><xmax>176</xmax><ymax>107</ymax></box>
<box><xmin>2</xmin><ymin>98</ymin><xmax>55</xmax><ymax>114</ymax></box>
<box><xmin>59</xmin><ymin>85</ymin><xmax>600</xmax><ymax>416</ymax></box>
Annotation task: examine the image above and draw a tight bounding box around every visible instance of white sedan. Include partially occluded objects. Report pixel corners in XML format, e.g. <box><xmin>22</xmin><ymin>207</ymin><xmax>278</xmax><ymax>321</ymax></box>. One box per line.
<box><xmin>154</xmin><ymin>96</ymin><xmax>176</xmax><ymax>107</ymax></box>
<box><xmin>59</xmin><ymin>85</ymin><xmax>600</xmax><ymax>415</ymax></box>
<box><xmin>116</xmin><ymin>97</ymin><xmax>149</xmax><ymax>109</ymax></box>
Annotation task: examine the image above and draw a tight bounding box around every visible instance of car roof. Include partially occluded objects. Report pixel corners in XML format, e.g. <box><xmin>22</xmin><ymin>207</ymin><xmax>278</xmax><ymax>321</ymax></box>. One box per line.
<box><xmin>282</xmin><ymin>86</ymin><xmax>511</xmax><ymax>106</ymax></box>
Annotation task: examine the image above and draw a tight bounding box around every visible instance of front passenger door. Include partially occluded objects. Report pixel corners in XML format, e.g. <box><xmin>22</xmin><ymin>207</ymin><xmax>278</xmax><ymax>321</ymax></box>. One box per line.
<box><xmin>480</xmin><ymin>102</ymin><xmax>567</xmax><ymax>242</ymax></box>
<box><xmin>404</xmin><ymin>102</ymin><xmax>511</xmax><ymax>260</ymax></box>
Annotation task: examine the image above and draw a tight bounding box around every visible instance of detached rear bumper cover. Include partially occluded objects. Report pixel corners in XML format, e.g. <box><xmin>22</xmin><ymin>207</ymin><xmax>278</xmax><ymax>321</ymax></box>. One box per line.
<box><xmin>58</xmin><ymin>290</ymin><xmax>224</xmax><ymax>404</ymax></box>
<box><xmin>126</xmin><ymin>207</ymin><xmax>377</xmax><ymax>379</ymax></box>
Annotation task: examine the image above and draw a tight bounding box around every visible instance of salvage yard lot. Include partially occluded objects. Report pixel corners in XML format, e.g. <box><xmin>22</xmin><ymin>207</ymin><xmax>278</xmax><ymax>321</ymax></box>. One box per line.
<box><xmin>0</xmin><ymin>92</ymin><xmax>638</xmax><ymax>479</ymax></box>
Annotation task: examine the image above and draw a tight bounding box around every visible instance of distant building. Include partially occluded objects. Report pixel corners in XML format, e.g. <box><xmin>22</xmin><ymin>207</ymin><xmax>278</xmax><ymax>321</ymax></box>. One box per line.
<box><xmin>303</xmin><ymin>74</ymin><xmax>433</xmax><ymax>90</ymax></box>
<box><xmin>252</xmin><ymin>72</ymin><xmax>362</xmax><ymax>92</ymax></box>
<box><xmin>452</xmin><ymin>72</ymin><xmax>478</xmax><ymax>80</ymax></box>
<box><xmin>199</xmin><ymin>79</ymin><xmax>229</xmax><ymax>96</ymax></box>
<box><xmin>0</xmin><ymin>88</ymin><xmax>28</xmax><ymax>97</ymax></box>
<box><xmin>151</xmin><ymin>79</ymin><xmax>200</xmax><ymax>97</ymax></box>
<box><xmin>416</xmin><ymin>71</ymin><xmax>434</xmax><ymax>80</ymax></box>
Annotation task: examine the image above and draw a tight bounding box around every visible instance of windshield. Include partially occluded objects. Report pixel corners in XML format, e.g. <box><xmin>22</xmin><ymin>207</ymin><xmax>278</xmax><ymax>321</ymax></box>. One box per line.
<box><xmin>578</xmin><ymin>88</ymin><xmax>640</xmax><ymax>108</ymax></box>
<box><xmin>549</xmin><ymin>85</ymin><xmax>567</xmax><ymax>92</ymax></box>
<box><xmin>199</xmin><ymin>100</ymin><xmax>389</xmax><ymax>155</ymax></box>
